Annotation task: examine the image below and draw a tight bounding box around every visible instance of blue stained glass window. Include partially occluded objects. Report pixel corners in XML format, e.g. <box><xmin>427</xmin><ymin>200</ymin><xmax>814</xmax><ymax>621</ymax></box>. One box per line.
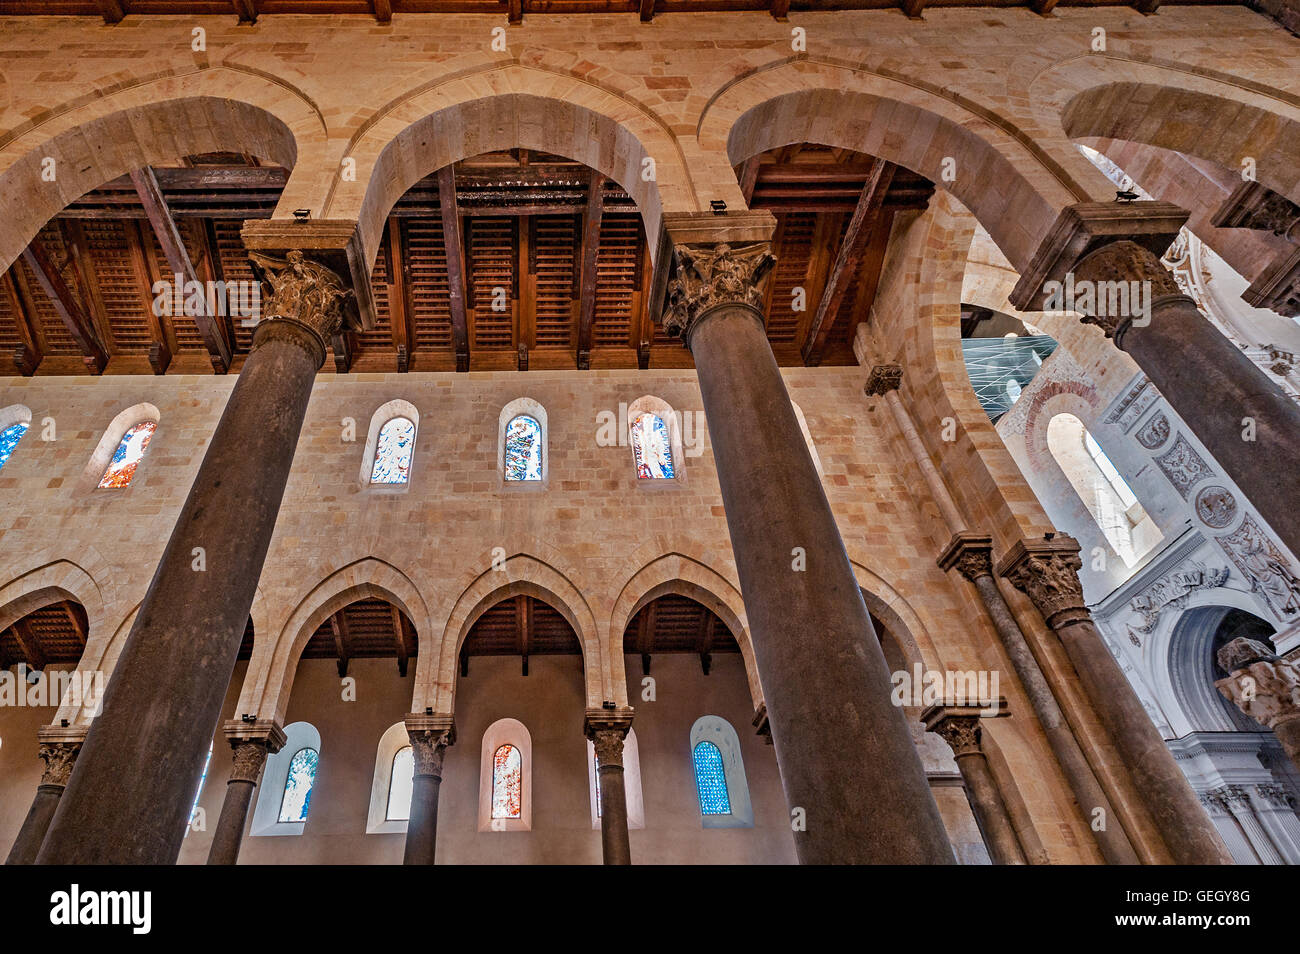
<box><xmin>630</xmin><ymin>412</ymin><xmax>675</xmax><ymax>479</ymax></box>
<box><xmin>278</xmin><ymin>747</ymin><xmax>319</xmax><ymax>823</ymax></box>
<box><xmin>692</xmin><ymin>741</ymin><xmax>731</xmax><ymax>815</ymax></box>
<box><xmin>186</xmin><ymin>742</ymin><xmax>213</xmax><ymax>833</ymax></box>
<box><xmin>0</xmin><ymin>422</ymin><xmax>29</xmax><ymax>471</ymax></box>
<box><xmin>504</xmin><ymin>414</ymin><xmax>542</xmax><ymax>481</ymax></box>
<box><xmin>98</xmin><ymin>421</ymin><xmax>156</xmax><ymax>488</ymax></box>
<box><xmin>371</xmin><ymin>417</ymin><xmax>415</xmax><ymax>484</ymax></box>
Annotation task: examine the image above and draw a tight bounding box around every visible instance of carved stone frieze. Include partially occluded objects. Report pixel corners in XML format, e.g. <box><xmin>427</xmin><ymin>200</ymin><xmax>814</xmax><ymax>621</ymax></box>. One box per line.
<box><xmin>247</xmin><ymin>249</ymin><xmax>352</xmax><ymax>354</ymax></box>
<box><xmin>1216</xmin><ymin>515</ymin><xmax>1300</xmax><ymax>618</ymax></box>
<box><xmin>1135</xmin><ymin>412</ymin><xmax>1171</xmax><ymax>450</ymax></box>
<box><xmin>38</xmin><ymin>741</ymin><xmax>81</xmax><ymax>788</ymax></box>
<box><xmin>863</xmin><ymin>364</ymin><xmax>903</xmax><ymax>397</ymax></box>
<box><xmin>661</xmin><ymin>242</ymin><xmax>774</xmax><ymax>341</ymax></box>
<box><xmin>1254</xmin><ymin>783</ymin><xmax>1297</xmax><ymax>811</ymax></box>
<box><xmin>1103</xmin><ymin>376</ymin><xmax>1160</xmax><ymax>434</ymax></box>
<box><xmin>1194</xmin><ymin>485</ymin><xmax>1239</xmax><ymax>529</ymax></box>
<box><xmin>1129</xmin><ymin>563</ymin><xmax>1232</xmax><ymax>635</ymax></box>
<box><xmin>1154</xmin><ymin>434</ymin><xmax>1214</xmax><ymax>500</ymax></box>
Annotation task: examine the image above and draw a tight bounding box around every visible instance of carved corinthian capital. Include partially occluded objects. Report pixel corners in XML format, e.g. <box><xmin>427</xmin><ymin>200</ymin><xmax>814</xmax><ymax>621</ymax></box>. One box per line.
<box><xmin>997</xmin><ymin>535</ymin><xmax>1089</xmax><ymax>627</ymax></box>
<box><xmin>590</xmin><ymin>728</ymin><xmax>627</xmax><ymax>768</ymax></box>
<box><xmin>932</xmin><ymin>715</ymin><xmax>982</xmax><ymax>758</ymax></box>
<box><xmin>1215</xmin><ymin>637</ymin><xmax>1300</xmax><ymax>733</ymax></box>
<box><xmin>38</xmin><ymin>741</ymin><xmax>81</xmax><ymax>788</ymax></box>
<box><xmin>1072</xmin><ymin>240</ymin><xmax>1187</xmax><ymax>340</ymax></box>
<box><xmin>662</xmin><ymin>242</ymin><xmax>774</xmax><ymax>342</ymax></box>
<box><xmin>248</xmin><ymin>249</ymin><xmax>352</xmax><ymax>355</ymax></box>
<box><xmin>229</xmin><ymin>741</ymin><xmax>272</xmax><ymax>784</ymax></box>
<box><xmin>406</xmin><ymin>714</ymin><xmax>456</xmax><ymax>777</ymax></box>
<box><xmin>937</xmin><ymin>532</ymin><xmax>994</xmax><ymax>582</ymax></box>
<box><xmin>863</xmin><ymin>363</ymin><xmax>903</xmax><ymax>397</ymax></box>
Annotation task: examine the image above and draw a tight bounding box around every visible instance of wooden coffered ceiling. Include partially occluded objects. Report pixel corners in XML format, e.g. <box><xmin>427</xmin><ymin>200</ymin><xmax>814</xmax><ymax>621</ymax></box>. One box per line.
<box><xmin>0</xmin><ymin>144</ymin><xmax>933</xmax><ymax>376</ymax></box>
<box><xmin>0</xmin><ymin>0</ymin><xmax>1243</xmax><ymax>24</ymax></box>
<box><xmin>301</xmin><ymin>597</ymin><xmax>417</xmax><ymax>677</ymax></box>
<box><xmin>0</xmin><ymin>601</ymin><xmax>89</xmax><ymax>669</ymax></box>
<box><xmin>623</xmin><ymin>593</ymin><xmax>739</xmax><ymax>676</ymax></box>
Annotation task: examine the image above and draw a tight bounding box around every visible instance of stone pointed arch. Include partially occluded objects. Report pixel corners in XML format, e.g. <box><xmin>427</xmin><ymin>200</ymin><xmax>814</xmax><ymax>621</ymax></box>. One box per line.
<box><xmin>0</xmin><ymin>66</ymin><xmax>324</xmax><ymax>271</ymax></box>
<box><xmin>608</xmin><ymin>552</ymin><xmax>764</xmax><ymax>711</ymax></box>
<box><xmin>698</xmin><ymin>61</ymin><xmax>1112</xmax><ymax>272</ymax></box>
<box><xmin>422</xmin><ymin>552</ymin><xmax>602</xmax><ymax>715</ymax></box>
<box><xmin>238</xmin><ymin>559</ymin><xmax>432</xmax><ymax>726</ymax></box>
<box><xmin>336</xmin><ymin>67</ymin><xmax>695</xmax><ymax>270</ymax></box>
<box><xmin>849</xmin><ymin>560</ymin><xmax>945</xmax><ymax>674</ymax></box>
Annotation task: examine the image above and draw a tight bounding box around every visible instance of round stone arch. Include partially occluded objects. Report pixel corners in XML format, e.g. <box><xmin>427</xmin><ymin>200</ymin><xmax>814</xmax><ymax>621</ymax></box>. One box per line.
<box><xmin>698</xmin><ymin>62</ymin><xmax>1112</xmax><ymax>272</ymax></box>
<box><xmin>425</xmin><ymin>553</ymin><xmax>603</xmax><ymax>715</ymax></box>
<box><xmin>1142</xmin><ymin>588</ymin><xmax>1278</xmax><ymax>739</ymax></box>
<box><xmin>849</xmin><ymin>561</ymin><xmax>944</xmax><ymax>674</ymax></box>
<box><xmin>334</xmin><ymin>68</ymin><xmax>694</xmax><ymax>271</ymax></box>
<box><xmin>239</xmin><ymin>558</ymin><xmax>432</xmax><ymax>727</ymax></box>
<box><xmin>0</xmin><ymin>67</ymin><xmax>319</xmax><ymax>272</ymax></box>
<box><xmin>608</xmin><ymin>552</ymin><xmax>764</xmax><ymax>712</ymax></box>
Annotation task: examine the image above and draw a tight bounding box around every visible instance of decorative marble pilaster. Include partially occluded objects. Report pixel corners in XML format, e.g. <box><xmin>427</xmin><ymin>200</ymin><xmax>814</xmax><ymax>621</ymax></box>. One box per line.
<box><xmin>36</xmin><ymin>242</ymin><xmax>356</xmax><ymax>866</ymax></box>
<box><xmin>585</xmin><ymin>708</ymin><xmax>634</xmax><ymax>866</ymax></box>
<box><xmin>999</xmin><ymin>534</ymin><xmax>1232</xmax><ymax>864</ymax></box>
<box><xmin>403</xmin><ymin>714</ymin><xmax>455</xmax><ymax>866</ymax></box>
<box><xmin>1216</xmin><ymin>638</ymin><xmax>1300</xmax><ymax>777</ymax></box>
<box><xmin>207</xmin><ymin>720</ymin><xmax>286</xmax><ymax>866</ymax></box>
<box><xmin>660</xmin><ymin>211</ymin><xmax>953</xmax><ymax>864</ymax></box>
<box><xmin>4</xmin><ymin>727</ymin><xmax>84</xmax><ymax>865</ymax></box>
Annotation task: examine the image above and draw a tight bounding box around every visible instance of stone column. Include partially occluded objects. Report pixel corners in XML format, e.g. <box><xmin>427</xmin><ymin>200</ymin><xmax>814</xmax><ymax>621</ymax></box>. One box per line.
<box><xmin>585</xmin><ymin>708</ymin><xmax>634</xmax><ymax>866</ymax></box>
<box><xmin>1010</xmin><ymin>202</ymin><xmax>1300</xmax><ymax>559</ymax></box>
<box><xmin>922</xmin><ymin>703</ymin><xmax>1025</xmax><ymax>865</ymax></box>
<box><xmin>661</xmin><ymin>212</ymin><xmax>953</xmax><ymax>865</ymax></box>
<box><xmin>403</xmin><ymin>714</ymin><xmax>455</xmax><ymax>866</ymax></box>
<box><xmin>936</xmin><ymin>533</ymin><xmax>1142</xmax><ymax>865</ymax></box>
<box><xmin>999</xmin><ymin>534</ymin><xmax>1233</xmax><ymax>864</ymax></box>
<box><xmin>206</xmin><ymin>720</ymin><xmax>286</xmax><ymax>866</ymax></box>
<box><xmin>1215</xmin><ymin>637</ymin><xmax>1300</xmax><ymax>775</ymax></box>
<box><xmin>37</xmin><ymin>248</ymin><xmax>353</xmax><ymax>865</ymax></box>
<box><xmin>4</xmin><ymin>728</ymin><xmax>83</xmax><ymax>865</ymax></box>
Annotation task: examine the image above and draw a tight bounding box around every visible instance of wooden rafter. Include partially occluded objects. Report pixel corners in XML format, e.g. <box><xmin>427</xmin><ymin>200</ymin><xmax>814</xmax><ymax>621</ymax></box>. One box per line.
<box><xmin>59</xmin><ymin>221</ymin><xmax>116</xmax><ymax>363</ymax></box>
<box><xmin>737</xmin><ymin>157</ymin><xmax>761</xmax><ymax>206</ymax></box>
<box><xmin>508</xmin><ymin>0</ymin><xmax>522</xmax><ymax>23</ymax></box>
<box><xmin>232</xmin><ymin>0</ymin><xmax>258</xmax><ymax>22</ymax></box>
<box><xmin>575</xmin><ymin>174</ymin><xmax>606</xmax><ymax>370</ymax></box>
<box><xmin>699</xmin><ymin>612</ymin><xmax>715</xmax><ymax>675</ymax></box>
<box><xmin>1133</xmin><ymin>0</ymin><xmax>1160</xmax><ymax>11</ymax></box>
<box><xmin>437</xmin><ymin>165</ymin><xmax>470</xmax><ymax>372</ymax></box>
<box><xmin>130</xmin><ymin>167</ymin><xmax>232</xmax><ymax>373</ymax></box>
<box><xmin>10</xmin><ymin>618</ymin><xmax>47</xmax><ymax>671</ymax></box>
<box><xmin>801</xmin><ymin>158</ymin><xmax>894</xmax><ymax>366</ymax></box>
<box><xmin>63</xmin><ymin>602</ymin><xmax>87</xmax><ymax>651</ymax></box>
<box><xmin>4</xmin><ymin>269</ymin><xmax>44</xmax><ymax>375</ymax></box>
<box><xmin>373</xmin><ymin>0</ymin><xmax>392</xmax><ymax>22</ymax></box>
<box><xmin>387</xmin><ymin>219</ymin><xmax>414</xmax><ymax>372</ymax></box>
<box><xmin>516</xmin><ymin>595</ymin><xmax>532</xmax><ymax>676</ymax></box>
<box><xmin>21</xmin><ymin>239</ymin><xmax>109</xmax><ymax>374</ymax></box>
<box><xmin>639</xmin><ymin>0</ymin><xmax>656</xmax><ymax>21</ymax></box>
<box><xmin>770</xmin><ymin>0</ymin><xmax>790</xmax><ymax>19</ymax></box>
<box><xmin>127</xmin><ymin>220</ymin><xmax>175</xmax><ymax>374</ymax></box>
<box><xmin>97</xmin><ymin>0</ymin><xmax>124</xmax><ymax>23</ymax></box>
<box><xmin>1030</xmin><ymin>0</ymin><xmax>1059</xmax><ymax>13</ymax></box>
<box><xmin>637</xmin><ymin>602</ymin><xmax>656</xmax><ymax>676</ymax></box>
<box><xmin>329</xmin><ymin>611</ymin><xmax>352</xmax><ymax>678</ymax></box>
<box><xmin>390</xmin><ymin>605</ymin><xmax>409</xmax><ymax>677</ymax></box>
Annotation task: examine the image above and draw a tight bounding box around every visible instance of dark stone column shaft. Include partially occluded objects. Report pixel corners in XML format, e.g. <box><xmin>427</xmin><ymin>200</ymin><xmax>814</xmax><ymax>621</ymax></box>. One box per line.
<box><xmin>206</xmin><ymin>730</ymin><xmax>280</xmax><ymax>866</ymax></box>
<box><xmin>403</xmin><ymin>721</ymin><xmax>453</xmax><ymax>866</ymax></box>
<box><xmin>207</xmin><ymin>780</ymin><xmax>257</xmax><ymax>866</ymax></box>
<box><xmin>5</xmin><ymin>739</ymin><xmax>81</xmax><ymax>865</ymax></box>
<box><xmin>926</xmin><ymin>712</ymin><xmax>1025</xmax><ymax>865</ymax></box>
<box><xmin>37</xmin><ymin>253</ymin><xmax>348</xmax><ymax>865</ymax></box>
<box><xmin>679</xmin><ymin>271</ymin><xmax>953</xmax><ymax>863</ymax></box>
<box><xmin>589</xmin><ymin>724</ymin><xmax>632</xmax><ymax>866</ymax></box>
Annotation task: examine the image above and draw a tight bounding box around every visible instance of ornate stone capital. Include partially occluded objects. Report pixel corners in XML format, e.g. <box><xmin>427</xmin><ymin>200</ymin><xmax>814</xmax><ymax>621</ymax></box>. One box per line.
<box><xmin>590</xmin><ymin>729</ymin><xmax>626</xmax><ymax>768</ymax></box>
<box><xmin>661</xmin><ymin>242</ymin><xmax>774</xmax><ymax>342</ymax></box>
<box><xmin>221</xmin><ymin>719</ymin><xmax>287</xmax><ymax>784</ymax></box>
<box><xmin>921</xmin><ymin>700</ymin><xmax>1008</xmax><ymax>759</ymax></box>
<box><xmin>1254</xmin><ymin>783</ymin><xmax>1296</xmax><ymax>811</ymax></box>
<box><xmin>584</xmin><ymin>706</ymin><xmax>634</xmax><ymax>767</ymax></box>
<box><xmin>38</xmin><ymin>741</ymin><xmax>81</xmax><ymax>788</ymax></box>
<box><xmin>863</xmin><ymin>363</ymin><xmax>903</xmax><ymax>397</ymax></box>
<box><xmin>997</xmin><ymin>534</ymin><xmax>1090</xmax><ymax>628</ymax></box>
<box><xmin>229</xmin><ymin>741</ymin><xmax>272</xmax><ymax>784</ymax></box>
<box><xmin>1072</xmin><ymin>240</ymin><xmax>1187</xmax><ymax>342</ymax></box>
<box><xmin>1212</xmin><ymin>180</ymin><xmax>1300</xmax><ymax>243</ymax></box>
<box><xmin>248</xmin><ymin>249</ymin><xmax>352</xmax><ymax>359</ymax></box>
<box><xmin>937</xmin><ymin>532</ymin><xmax>994</xmax><ymax>582</ymax></box>
<box><xmin>405</xmin><ymin>713</ymin><xmax>456</xmax><ymax>777</ymax></box>
<box><xmin>1215</xmin><ymin>640</ymin><xmax>1300</xmax><ymax>732</ymax></box>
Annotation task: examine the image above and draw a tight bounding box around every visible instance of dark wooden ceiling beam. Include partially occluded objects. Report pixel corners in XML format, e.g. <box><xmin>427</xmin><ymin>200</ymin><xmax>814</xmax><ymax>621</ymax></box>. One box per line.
<box><xmin>390</xmin><ymin>605</ymin><xmax>409</xmax><ymax>677</ymax></box>
<box><xmin>901</xmin><ymin>0</ymin><xmax>926</xmax><ymax>17</ymax></box>
<box><xmin>329</xmin><ymin>611</ymin><xmax>352</xmax><ymax>678</ymax></box>
<box><xmin>508</xmin><ymin>0</ymin><xmax>522</xmax><ymax>23</ymax></box>
<box><xmin>10</xmin><ymin>619</ymin><xmax>47</xmax><ymax>671</ymax></box>
<box><xmin>373</xmin><ymin>0</ymin><xmax>392</xmax><ymax>22</ymax></box>
<box><xmin>1133</xmin><ymin>0</ymin><xmax>1160</xmax><ymax>11</ymax></box>
<box><xmin>516</xmin><ymin>595</ymin><xmax>532</xmax><ymax>677</ymax></box>
<box><xmin>801</xmin><ymin>158</ymin><xmax>895</xmax><ymax>367</ymax></box>
<box><xmin>97</xmin><ymin>0</ymin><xmax>124</xmax><ymax>24</ymax></box>
<box><xmin>386</xmin><ymin>218</ymin><xmax>414</xmax><ymax>372</ymax></box>
<box><xmin>770</xmin><ymin>0</ymin><xmax>790</xmax><ymax>20</ymax></box>
<box><xmin>21</xmin><ymin>240</ymin><xmax>109</xmax><ymax>374</ymax></box>
<box><xmin>437</xmin><ymin>165</ymin><xmax>471</xmax><ymax>372</ymax></box>
<box><xmin>232</xmin><ymin>0</ymin><xmax>257</xmax><ymax>22</ymax></box>
<box><xmin>575</xmin><ymin>174</ymin><xmax>606</xmax><ymax>371</ymax></box>
<box><xmin>4</xmin><ymin>269</ymin><xmax>44</xmax><ymax>376</ymax></box>
<box><xmin>699</xmin><ymin>612</ymin><xmax>715</xmax><ymax>676</ymax></box>
<box><xmin>63</xmin><ymin>601</ymin><xmax>87</xmax><ymax>651</ymax></box>
<box><xmin>737</xmin><ymin>157</ymin><xmax>761</xmax><ymax>206</ymax></box>
<box><xmin>130</xmin><ymin>166</ymin><xmax>232</xmax><ymax>373</ymax></box>
<box><xmin>1030</xmin><ymin>0</ymin><xmax>1059</xmax><ymax>14</ymax></box>
<box><xmin>639</xmin><ymin>0</ymin><xmax>655</xmax><ymax>21</ymax></box>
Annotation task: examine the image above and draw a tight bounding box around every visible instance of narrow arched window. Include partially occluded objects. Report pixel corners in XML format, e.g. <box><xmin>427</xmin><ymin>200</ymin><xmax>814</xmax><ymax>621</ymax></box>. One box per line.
<box><xmin>1084</xmin><ymin>430</ymin><xmax>1138</xmax><ymax>509</ymax></box>
<box><xmin>692</xmin><ymin>740</ymin><xmax>731</xmax><ymax>815</ymax></box>
<box><xmin>491</xmin><ymin>743</ymin><xmax>522</xmax><ymax>819</ymax></box>
<box><xmin>98</xmin><ymin>421</ymin><xmax>156</xmax><ymax>488</ymax></box>
<box><xmin>0</xmin><ymin>421</ymin><xmax>28</xmax><ymax>471</ymax></box>
<box><xmin>371</xmin><ymin>416</ymin><xmax>415</xmax><ymax>484</ymax></box>
<box><xmin>386</xmin><ymin>746</ymin><xmax>414</xmax><ymax>822</ymax></box>
<box><xmin>278</xmin><ymin>747</ymin><xmax>319</xmax><ymax>823</ymax></box>
<box><xmin>504</xmin><ymin>414</ymin><xmax>542</xmax><ymax>481</ymax></box>
<box><xmin>630</xmin><ymin>411</ymin><xmax>675</xmax><ymax>479</ymax></box>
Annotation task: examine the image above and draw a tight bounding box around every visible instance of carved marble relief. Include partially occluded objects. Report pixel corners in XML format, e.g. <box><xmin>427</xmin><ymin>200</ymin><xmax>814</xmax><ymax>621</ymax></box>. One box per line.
<box><xmin>1135</xmin><ymin>412</ymin><xmax>1171</xmax><ymax>450</ymax></box>
<box><xmin>1154</xmin><ymin>434</ymin><xmax>1214</xmax><ymax>500</ymax></box>
<box><xmin>1194</xmin><ymin>485</ymin><xmax>1239</xmax><ymax>530</ymax></box>
<box><xmin>1103</xmin><ymin>376</ymin><xmax>1160</xmax><ymax>434</ymax></box>
<box><xmin>1217</xmin><ymin>515</ymin><xmax>1300</xmax><ymax>619</ymax></box>
<box><xmin>1126</xmin><ymin>563</ymin><xmax>1232</xmax><ymax>644</ymax></box>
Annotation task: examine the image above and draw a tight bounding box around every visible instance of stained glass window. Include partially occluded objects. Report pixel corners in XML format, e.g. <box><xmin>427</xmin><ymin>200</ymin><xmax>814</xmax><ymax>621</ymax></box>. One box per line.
<box><xmin>630</xmin><ymin>412</ymin><xmax>675</xmax><ymax>479</ymax></box>
<box><xmin>370</xmin><ymin>416</ymin><xmax>415</xmax><ymax>484</ymax></box>
<box><xmin>504</xmin><ymin>414</ymin><xmax>543</xmax><ymax>481</ymax></box>
<box><xmin>187</xmin><ymin>742</ymin><xmax>213</xmax><ymax>832</ymax></box>
<box><xmin>693</xmin><ymin>740</ymin><xmax>731</xmax><ymax>815</ymax></box>
<box><xmin>491</xmin><ymin>743</ymin><xmax>522</xmax><ymax>819</ymax></box>
<box><xmin>0</xmin><ymin>422</ymin><xmax>28</xmax><ymax>471</ymax></box>
<box><xmin>592</xmin><ymin>747</ymin><xmax>602</xmax><ymax>817</ymax></box>
<box><xmin>387</xmin><ymin>746</ymin><xmax>414</xmax><ymax>822</ymax></box>
<box><xmin>278</xmin><ymin>747</ymin><xmax>319</xmax><ymax>823</ymax></box>
<box><xmin>98</xmin><ymin>421</ymin><xmax>156</xmax><ymax>488</ymax></box>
